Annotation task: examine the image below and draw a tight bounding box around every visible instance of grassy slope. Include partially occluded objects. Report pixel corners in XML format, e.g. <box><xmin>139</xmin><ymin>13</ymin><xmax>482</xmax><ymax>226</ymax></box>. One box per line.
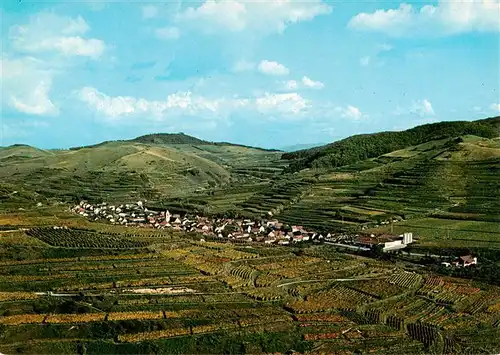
<box><xmin>282</xmin><ymin>116</ymin><xmax>500</xmax><ymax>172</ymax></box>
<box><xmin>242</xmin><ymin>135</ymin><xmax>500</xmax><ymax>237</ymax></box>
<box><xmin>0</xmin><ymin>142</ymin><xmax>283</xmax><ymax>208</ymax></box>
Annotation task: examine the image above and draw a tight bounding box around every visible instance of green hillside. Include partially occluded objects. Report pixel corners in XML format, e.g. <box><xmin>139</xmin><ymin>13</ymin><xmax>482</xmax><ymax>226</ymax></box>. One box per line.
<box><xmin>0</xmin><ymin>144</ymin><xmax>54</xmax><ymax>161</ymax></box>
<box><xmin>282</xmin><ymin>116</ymin><xmax>500</xmax><ymax>172</ymax></box>
<box><xmin>70</xmin><ymin>132</ymin><xmax>280</xmax><ymax>152</ymax></box>
<box><xmin>174</xmin><ymin>134</ymin><xmax>499</xmax><ymax>248</ymax></box>
<box><xmin>0</xmin><ymin>141</ymin><xmax>283</xmax><ymax>209</ymax></box>
<box><xmin>132</xmin><ymin>133</ymin><xmax>210</xmax><ymax>145</ymax></box>
<box><xmin>1</xmin><ymin>118</ymin><xmax>499</xmax><ymax>246</ymax></box>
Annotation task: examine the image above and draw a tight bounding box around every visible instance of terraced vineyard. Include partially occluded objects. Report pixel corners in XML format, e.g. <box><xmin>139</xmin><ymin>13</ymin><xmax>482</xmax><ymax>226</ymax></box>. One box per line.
<box><xmin>1</xmin><ymin>215</ymin><xmax>499</xmax><ymax>354</ymax></box>
<box><xmin>26</xmin><ymin>227</ymin><xmax>149</xmax><ymax>249</ymax></box>
<box><xmin>275</xmin><ymin>136</ymin><xmax>500</xmax><ymax>239</ymax></box>
<box><xmin>235</xmin><ymin>179</ymin><xmax>310</xmax><ymax>216</ymax></box>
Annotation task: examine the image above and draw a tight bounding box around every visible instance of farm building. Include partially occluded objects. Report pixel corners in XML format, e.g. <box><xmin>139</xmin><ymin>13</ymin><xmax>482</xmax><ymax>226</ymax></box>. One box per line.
<box><xmin>453</xmin><ymin>255</ymin><xmax>477</xmax><ymax>267</ymax></box>
<box><xmin>354</xmin><ymin>232</ymin><xmax>414</xmax><ymax>252</ymax></box>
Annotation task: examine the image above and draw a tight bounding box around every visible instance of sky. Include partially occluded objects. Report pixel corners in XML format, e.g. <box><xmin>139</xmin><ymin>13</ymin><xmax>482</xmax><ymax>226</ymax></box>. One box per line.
<box><xmin>1</xmin><ymin>0</ymin><xmax>499</xmax><ymax>149</ymax></box>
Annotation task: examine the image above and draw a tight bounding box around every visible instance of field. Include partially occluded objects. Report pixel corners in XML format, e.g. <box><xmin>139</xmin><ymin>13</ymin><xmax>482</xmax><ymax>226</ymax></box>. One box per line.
<box><xmin>368</xmin><ymin>217</ymin><xmax>500</xmax><ymax>249</ymax></box>
<box><xmin>0</xmin><ymin>211</ymin><xmax>499</xmax><ymax>354</ymax></box>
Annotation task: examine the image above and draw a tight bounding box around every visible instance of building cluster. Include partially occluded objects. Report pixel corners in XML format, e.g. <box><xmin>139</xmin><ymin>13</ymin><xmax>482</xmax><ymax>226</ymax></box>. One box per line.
<box><xmin>325</xmin><ymin>232</ymin><xmax>414</xmax><ymax>252</ymax></box>
<box><xmin>73</xmin><ymin>201</ymin><xmax>327</xmax><ymax>245</ymax></box>
<box><xmin>73</xmin><ymin>201</ymin><xmax>417</xmax><ymax>251</ymax></box>
<box><xmin>441</xmin><ymin>255</ymin><xmax>478</xmax><ymax>268</ymax></box>
<box><xmin>355</xmin><ymin>232</ymin><xmax>414</xmax><ymax>251</ymax></box>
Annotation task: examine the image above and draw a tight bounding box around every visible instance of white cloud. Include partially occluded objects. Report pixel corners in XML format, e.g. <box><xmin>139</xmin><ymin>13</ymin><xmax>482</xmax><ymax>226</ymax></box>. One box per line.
<box><xmin>77</xmin><ymin>87</ymin><xmax>225</xmax><ymax>119</ymax></box>
<box><xmin>155</xmin><ymin>27</ymin><xmax>180</xmax><ymax>40</ymax></box>
<box><xmin>412</xmin><ymin>99</ymin><xmax>435</xmax><ymax>116</ymax></box>
<box><xmin>0</xmin><ymin>55</ymin><xmax>58</xmax><ymax>116</ymax></box>
<box><xmin>177</xmin><ymin>0</ymin><xmax>332</xmax><ymax>34</ymax></box>
<box><xmin>302</xmin><ymin>76</ymin><xmax>324</xmax><ymax>89</ymax></box>
<box><xmin>359</xmin><ymin>56</ymin><xmax>371</xmax><ymax>66</ymax></box>
<box><xmin>258</xmin><ymin>60</ymin><xmax>289</xmax><ymax>76</ymax></box>
<box><xmin>490</xmin><ymin>103</ymin><xmax>500</xmax><ymax>112</ymax></box>
<box><xmin>360</xmin><ymin>43</ymin><xmax>394</xmax><ymax>67</ymax></box>
<box><xmin>395</xmin><ymin>99</ymin><xmax>435</xmax><ymax>117</ymax></box>
<box><xmin>348</xmin><ymin>1</ymin><xmax>500</xmax><ymax>37</ymax></box>
<box><xmin>335</xmin><ymin>105</ymin><xmax>366</xmax><ymax>120</ymax></box>
<box><xmin>231</xmin><ymin>59</ymin><xmax>255</xmax><ymax>73</ymax></box>
<box><xmin>76</xmin><ymin>87</ymin><xmax>310</xmax><ymax>122</ymax></box>
<box><xmin>142</xmin><ymin>5</ymin><xmax>159</xmax><ymax>19</ymax></box>
<box><xmin>256</xmin><ymin>92</ymin><xmax>309</xmax><ymax>115</ymax></box>
<box><xmin>282</xmin><ymin>77</ymin><xmax>323</xmax><ymax>90</ymax></box>
<box><xmin>23</xmin><ymin>37</ymin><xmax>105</xmax><ymax>59</ymax></box>
<box><xmin>10</xmin><ymin>81</ymin><xmax>57</xmax><ymax>116</ymax></box>
<box><xmin>10</xmin><ymin>12</ymin><xmax>105</xmax><ymax>58</ymax></box>
<box><xmin>284</xmin><ymin>80</ymin><xmax>298</xmax><ymax>90</ymax></box>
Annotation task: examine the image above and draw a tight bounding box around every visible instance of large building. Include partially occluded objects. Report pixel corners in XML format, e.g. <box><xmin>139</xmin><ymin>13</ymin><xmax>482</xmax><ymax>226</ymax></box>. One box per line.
<box><xmin>355</xmin><ymin>232</ymin><xmax>414</xmax><ymax>252</ymax></box>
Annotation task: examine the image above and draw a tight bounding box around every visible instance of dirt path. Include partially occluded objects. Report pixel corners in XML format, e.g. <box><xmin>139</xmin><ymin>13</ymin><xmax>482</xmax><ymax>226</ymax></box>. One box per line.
<box><xmin>123</xmin><ymin>149</ymin><xmax>177</xmax><ymax>163</ymax></box>
<box><xmin>276</xmin><ymin>275</ymin><xmax>388</xmax><ymax>288</ymax></box>
<box><xmin>144</xmin><ymin>149</ymin><xmax>177</xmax><ymax>162</ymax></box>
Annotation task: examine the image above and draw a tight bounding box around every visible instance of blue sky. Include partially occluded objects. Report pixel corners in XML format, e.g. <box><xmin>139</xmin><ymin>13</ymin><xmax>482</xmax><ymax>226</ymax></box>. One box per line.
<box><xmin>1</xmin><ymin>0</ymin><xmax>499</xmax><ymax>149</ymax></box>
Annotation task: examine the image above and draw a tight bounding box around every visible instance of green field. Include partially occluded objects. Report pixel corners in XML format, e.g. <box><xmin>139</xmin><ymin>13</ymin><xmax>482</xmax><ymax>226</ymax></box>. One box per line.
<box><xmin>368</xmin><ymin>217</ymin><xmax>500</xmax><ymax>249</ymax></box>
<box><xmin>1</xmin><ymin>211</ymin><xmax>499</xmax><ymax>354</ymax></box>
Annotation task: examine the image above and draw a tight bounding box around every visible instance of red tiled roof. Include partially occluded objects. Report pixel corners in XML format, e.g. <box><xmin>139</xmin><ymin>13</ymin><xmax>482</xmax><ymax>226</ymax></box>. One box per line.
<box><xmin>459</xmin><ymin>255</ymin><xmax>475</xmax><ymax>263</ymax></box>
<box><xmin>357</xmin><ymin>236</ymin><xmax>379</xmax><ymax>245</ymax></box>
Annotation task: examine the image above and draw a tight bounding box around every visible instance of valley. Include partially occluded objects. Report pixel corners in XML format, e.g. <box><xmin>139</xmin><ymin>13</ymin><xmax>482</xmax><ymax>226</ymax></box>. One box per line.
<box><xmin>1</xmin><ymin>117</ymin><xmax>499</xmax><ymax>354</ymax></box>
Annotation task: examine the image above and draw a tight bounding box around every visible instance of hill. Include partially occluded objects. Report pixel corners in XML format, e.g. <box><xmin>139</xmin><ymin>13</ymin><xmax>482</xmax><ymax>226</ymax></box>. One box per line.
<box><xmin>0</xmin><ymin>140</ymin><xmax>284</xmax><ymax>209</ymax></box>
<box><xmin>277</xmin><ymin>135</ymin><xmax>500</xmax><ymax>231</ymax></box>
<box><xmin>174</xmin><ymin>133</ymin><xmax>500</xmax><ymax>250</ymax></box>
<box><xmin>0</xmin><ymin>145</ymin><xmax>54</xmax><ymax>162</ymax></box>
<box><xmin>131</xmin><ymin>133</ymin><xmax>209</xmax><ymax>145</ymax></box>
<box><xmin>2</xmin><ymin>116</ymin><xmax>499</xmax><ymax>236</ymax></box>
<box><xmin>70</xmin><ymin>133</ymin><xmax>281</xmax><ymax>152</ymax></box>
<box><xmin>282</xmin><ymin>116</ymin><xmax>500</xmax><ymax>172</ymax></box>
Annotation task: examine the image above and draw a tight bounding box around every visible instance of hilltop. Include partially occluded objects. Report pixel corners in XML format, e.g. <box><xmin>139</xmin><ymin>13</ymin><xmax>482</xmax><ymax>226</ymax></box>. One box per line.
<box><xmin>282</xmin><ymin>116</ymin><xmax>500</xmax><ymax>172</ymax></box>
<box><xmin>70</xmin><ymin>132</ymin><xmax>280</xmax><ymax>152</ymax></box>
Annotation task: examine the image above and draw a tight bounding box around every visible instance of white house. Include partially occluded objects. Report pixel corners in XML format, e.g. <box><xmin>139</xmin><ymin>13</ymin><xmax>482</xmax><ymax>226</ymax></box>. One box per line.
<box><xmin>453</xmin><ymin>255</ymin><xmax>477</xmax><ymax>267</ymax></box>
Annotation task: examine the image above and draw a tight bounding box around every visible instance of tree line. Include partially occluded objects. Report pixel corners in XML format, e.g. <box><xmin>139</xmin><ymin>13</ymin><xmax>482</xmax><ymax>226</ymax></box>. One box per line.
<box><xmin>282</xmin><ymin>117</ymin><xmax>500</xmax><ymax>172</ymax></box>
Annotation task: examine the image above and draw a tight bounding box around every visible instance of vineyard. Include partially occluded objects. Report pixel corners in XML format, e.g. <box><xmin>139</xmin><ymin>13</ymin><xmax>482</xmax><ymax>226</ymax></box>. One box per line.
<box><xmin>1</xmin><ymin>217</ymin><xmax>500</xmax><ymax>354</ymax></box>
<box><xmin>286</xmin><ymin>284</ymin><xmax>375</xmax><ymax>313</ymax></box>
<box><xmin>26</xmin><ymin>227</ymin><xmax>148</xmax><ymax>249</ymax></box>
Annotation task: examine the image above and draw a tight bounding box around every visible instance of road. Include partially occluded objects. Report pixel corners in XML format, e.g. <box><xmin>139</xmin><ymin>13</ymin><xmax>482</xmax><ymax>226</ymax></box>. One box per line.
<box><xmin>34</xmin><ymin>290</ymin><xmax>250</xmax><ymax>297</ymax></box>
<box><xmin>324</xmin><ymin>242</ymin><xmax>370</xmax><ymax>251</ymax></box>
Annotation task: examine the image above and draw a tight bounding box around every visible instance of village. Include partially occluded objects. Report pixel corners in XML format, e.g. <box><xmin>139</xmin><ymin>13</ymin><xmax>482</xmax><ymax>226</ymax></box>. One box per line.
<box><xmin>73</xmin><ymin>200</ymin><xmax>419</xmax><ymax>252</ymax></box>
<box><xmin>72</xmin><ymin>201</ymin><xmax>479</xmax><ymax>267</ymax></box>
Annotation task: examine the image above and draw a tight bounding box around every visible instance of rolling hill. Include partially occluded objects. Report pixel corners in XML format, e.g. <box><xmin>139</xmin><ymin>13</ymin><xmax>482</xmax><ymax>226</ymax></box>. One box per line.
<box><xmin>0</xmin><ymin>139</ymin><xmax>284</xmax><ymax>209</ymax></box>
<box><xmin>1</xmin><ymin>118</ymin><xmax>499</xmax><ymax>236</ymax></box>
<box><xmin>282</xmin><ymin>116</ymin><xmax>500</xmax><ymax>172</ymax></box>
<box><xmin>70</xmin><ymin>133</ymin><xmax>281</xmax><ymax>152</ymax></box>
<box><xmin>176</xmin><ymin>132</ymin><xmax>499</xmax><ymax>235</ymax></box>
